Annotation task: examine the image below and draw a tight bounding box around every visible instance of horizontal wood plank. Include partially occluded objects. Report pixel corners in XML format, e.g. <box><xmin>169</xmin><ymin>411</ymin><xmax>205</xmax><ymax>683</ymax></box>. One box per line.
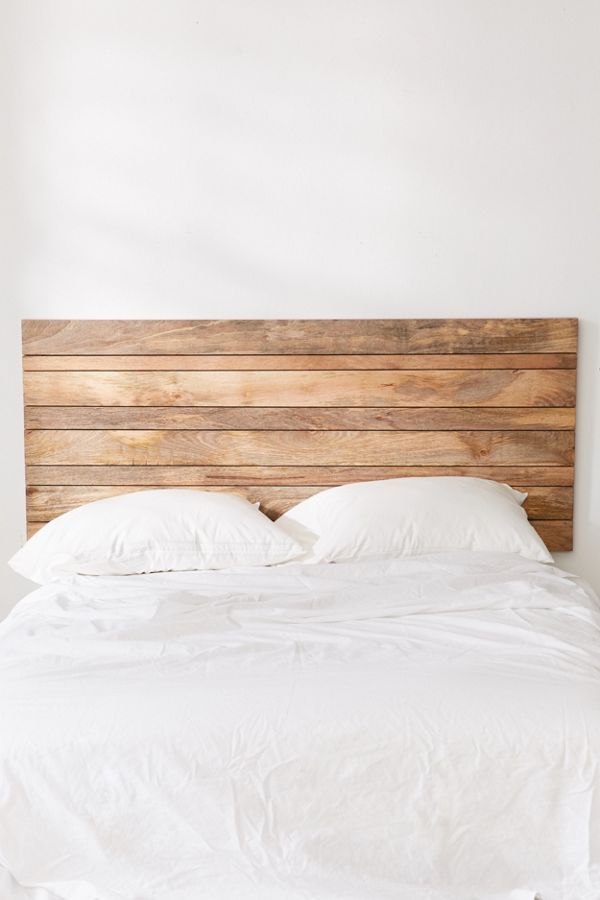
<box><xmin>23</xmin><ymin>370</ymin><xmax>576</xmax><ymax>408</ymax></box>
<box><xmin>521</xmin><ymin>486</ymin><xmax>573</xmax><ymax>519</ymax></box>
<box><xmin>22</xmin><ymin>319</ymin><xmax>578</xmax><ymax>355</ymax></box>
<box><xmin>25</xmin><ymin>430</ymin><xmax>575</xmax><ymax>467</ymax></box>
<box><xmin>25</xmin><ymin>485</ymin><xmax>573</xmax><ymax>522</ymax></box>
<box><xmin>23</xmin><ymin>353</ymin><xmax>577</xmax><ymax>371</ymax></box>
<box><xmin>532</xmin><ymin>520</ymin><xmax>573</xmax><ymax>552</ymax></box>
<box><xmin>25</xmin><ymin>465</ymin><xmax>575</xmax><ymax>487</ymax></box>
<box><xmin>23</xmin><ymin>406</ymin><xmax>576</xmax><ymax>431</ymax></box>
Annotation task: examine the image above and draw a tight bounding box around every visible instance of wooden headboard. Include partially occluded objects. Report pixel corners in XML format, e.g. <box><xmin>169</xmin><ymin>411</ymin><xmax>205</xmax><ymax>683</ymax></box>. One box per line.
<box><xmin>22</xmin><ymin>319</ymin><xmax>577</xmax><ymax>550</ymax></box>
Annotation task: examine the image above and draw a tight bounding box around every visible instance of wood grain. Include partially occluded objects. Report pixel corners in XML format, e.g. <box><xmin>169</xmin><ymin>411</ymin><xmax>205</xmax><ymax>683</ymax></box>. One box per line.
<box><xmin>24</xmin><ymin>370</ymin><xmax>576</xmax><ymax>408</ymax></box>
<box><xmin>22</xmin><ymin>319</ymin><xmax>579</xmax><ymax>355</ymax></box>
<box><xmin>25</xmin><ymin>484</ymin><xmax>573</xmax><ymax>522</ymax></box>
<box><xmin>25</xmin><ymin>465</ymin><xmax>576</xmax><ymax>487</ymax></box>
<box><xmin>24</xmin><ymin>406</ymin><xmax>576</xmax><ymax>431</ymax></box>
<box><xmin>532</xmin><ymin>520</ymin><xmax>573</xmax><ymax>552</ymax></box>
<box><xmin>25</xmin><ymin>430</ymin><xmax>574</xmax><ymax>467</ymax></box>
<box><xmin>23</xmin><ymin>353</ymin><xmax>577</xmax><ymax>371</ymax></box>
<box><xmin>21</xmin><ymin>318</ymin><xmax>578</xmax><ymax>552</ymax></box>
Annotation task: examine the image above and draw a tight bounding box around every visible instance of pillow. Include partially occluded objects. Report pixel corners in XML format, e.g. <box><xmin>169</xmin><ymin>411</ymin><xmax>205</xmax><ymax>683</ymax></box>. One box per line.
<box><xmin>276</xmin><ymin>477</ymin><xmax>553</xmax><ymax>564</ymax></box>
<box><xmin>9</xmin><ymin>489</ymin><xmax>304</xmax><ymax>583</ymax></box>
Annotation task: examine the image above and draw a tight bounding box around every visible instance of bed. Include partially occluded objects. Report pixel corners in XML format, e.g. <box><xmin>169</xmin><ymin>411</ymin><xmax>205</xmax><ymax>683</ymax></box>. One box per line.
<box><xmin>2</xmin><ymin>318</ymin><xmax>598</xmax><ymax>900</ymax></box>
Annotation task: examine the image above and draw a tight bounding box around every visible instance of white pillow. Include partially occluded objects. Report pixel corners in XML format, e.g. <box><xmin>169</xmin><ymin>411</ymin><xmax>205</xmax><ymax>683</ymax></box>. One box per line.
<box><xmin>10</xmin><ymin>489</ymin><xmax>304</xmax><ymax>583</ymax></box>
<box><xmin>276</xmin><ymin>477</ymin><xmax>553</xmax><ymax>564</ymax></box>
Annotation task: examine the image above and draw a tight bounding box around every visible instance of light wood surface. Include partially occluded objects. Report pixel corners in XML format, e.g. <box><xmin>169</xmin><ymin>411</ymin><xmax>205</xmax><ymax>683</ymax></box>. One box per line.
<box><xmin>24</xmin><ymin>406</ymin><xmax>576</xmax><ymax>431</ymax></box>
<box><xmin>23</xmin><ymin>353</ymin><xmax>577</xmax><ymax>371</ymax></box>
<box><xmin>22</xmin><ymin>318</ymin><xmax>578</xmax><ymax>550</ymax></box>
<box><xmin>25</xmin><ymin>465</ymin><xmax>576</xmax><ymax>487</ymax></box>
<box><xmin>22</xmin><ymin>318</ymin><xmax>578</xmax><ymax>354</ymax></box>
<box><xmin>25</xmin><ymin>430</ymin><xmax>574</xmax><ymax>467</ymax></box>
<box><xmin>23</xmin><ymin>369</ymin><xmax>576</xmax><ymax>407</ymax></box>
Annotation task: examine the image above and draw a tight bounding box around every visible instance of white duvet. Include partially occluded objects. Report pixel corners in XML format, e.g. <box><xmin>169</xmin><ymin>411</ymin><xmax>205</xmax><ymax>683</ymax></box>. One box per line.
<box><xmin>1</xmin><ymin>552</ymin><xmax>599</xmax><ymax>900</ymax></box>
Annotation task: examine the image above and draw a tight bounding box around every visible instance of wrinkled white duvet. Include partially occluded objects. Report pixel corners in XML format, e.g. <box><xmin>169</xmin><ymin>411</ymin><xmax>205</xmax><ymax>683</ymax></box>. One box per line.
<box><xmin>1</xmin><ymin>552</ymin><xmax>599</xmax><ymax>900</ymax></box>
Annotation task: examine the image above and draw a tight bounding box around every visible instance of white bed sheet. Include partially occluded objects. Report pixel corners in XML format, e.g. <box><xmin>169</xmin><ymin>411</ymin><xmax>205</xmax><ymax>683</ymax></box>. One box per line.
<box><xmin>0</xmin><ymin>551</ymin><xmax>599</xmax><ymax>900</ymax></box>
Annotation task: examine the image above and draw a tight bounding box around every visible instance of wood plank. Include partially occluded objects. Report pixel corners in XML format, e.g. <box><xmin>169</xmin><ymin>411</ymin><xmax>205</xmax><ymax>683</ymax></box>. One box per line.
<box><xmin>521</xmin><ymin>486</ymin><xmax>573</xmax><ymax>519</ymax></box>
<box><xmin>25</xmin><ymin>465</ymin><xmax>576</xmax><ymax>487</ymax></box>
<box><xmin>24</xmin><ymin>430</ymin><xmax>575</xmax><ymax>467</ymax></box>
<box><xmin>22</xmin><ymin>319</ymin><xmax>579</xmax><ymax>355</ymax></box>
<box><xmin>23</xmin><ymin>353</ymin><xmax>578</xmax><ymax>371</ymax></box>
<box><xmin>23</xmin><ymin>406</ymin><xmax>577</xmax><ymax>431</ymax></box>
<box><xmin>23</xmin><ymin>370</ymin><xmax>577</xmax><ymax>408</ymax></box>
<box><xmin>25</xmin><ymin>485</ymin><xmax>573</xmax><ymax>522</ymax></box>
<box><xmin>533</xmin><ymin>520</ymin><xmax>573</xmax><ymax>552</ymax></box>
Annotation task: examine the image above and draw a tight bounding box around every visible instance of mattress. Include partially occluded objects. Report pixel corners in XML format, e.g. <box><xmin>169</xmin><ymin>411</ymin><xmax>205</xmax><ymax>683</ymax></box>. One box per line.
<box><xmin>0</xmin><ymin>551</ymin><xmax>599</xmax><ymax>900</ymax></box>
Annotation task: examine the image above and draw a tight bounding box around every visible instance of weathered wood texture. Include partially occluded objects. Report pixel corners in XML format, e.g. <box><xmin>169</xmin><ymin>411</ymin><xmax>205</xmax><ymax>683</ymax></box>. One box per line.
<box><xmin>22</xmin><ymin>319</ymin><xmax>578</xmax><ymax>550</ymax></box>
<box><xmin>23</xmin><ymin>353</ymin><xmax>577</xmax><ymax>371</ymax></box>
<box><xmin>25</xmin><ymin>465</ymin><xmax>576</xmax><ymax>487</ymax></box>
<box><xmin>23</xmin><ymin>370</ymin><xmax>576</xmax><ymax>407</ymax></box>
<box><xmin>24</xmin><ymin>406</ymin><xmax>576</xmax><ymax>431</ymax></box>
<box><xmin>25</xmin><ymin>430</ymin><xmax>574</xmax><ymax>467</ymax></box>
<box><xmin>22</xmin><ymin>319</ymin><xmax>578</xmax><ymax>355</ymax></box>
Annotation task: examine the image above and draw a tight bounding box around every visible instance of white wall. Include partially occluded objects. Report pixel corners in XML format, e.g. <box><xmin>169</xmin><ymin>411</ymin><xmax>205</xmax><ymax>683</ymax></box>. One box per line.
<box><xmin>1</xmin><ymin>0</ymin><xmax>599</xmax><ymax>616</ymax></box>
